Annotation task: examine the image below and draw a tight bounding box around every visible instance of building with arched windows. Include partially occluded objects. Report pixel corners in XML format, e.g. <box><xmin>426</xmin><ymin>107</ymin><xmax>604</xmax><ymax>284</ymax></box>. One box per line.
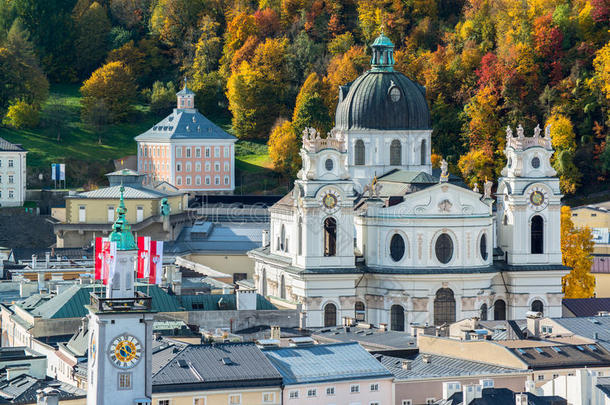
<box><xmin>248</xmin><ymin>33</ymin><xmax>568</xmax><ymax>329</ymax></box>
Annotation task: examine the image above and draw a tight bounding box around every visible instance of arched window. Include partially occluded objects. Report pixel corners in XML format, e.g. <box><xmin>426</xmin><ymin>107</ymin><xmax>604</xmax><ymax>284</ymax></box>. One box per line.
<box><xmin>503</xmin><ymin>215</ymin><xmax>508</xmax><ymax>226</ymax></box>
<box><xmin>324</xmin><ymin>217</ymin><xmax>337</xmax><ymax>257</ymax></box>
<box><xmin>355</xmin><ymin>301</ymin><xmax>365</xmax><ymax>321</ymax></box>
<box><xmin>261</xmin><ymin>268</ymin><xmax>267</xmax><ymax>296</ymax></box>
<box><xmin>355</xmin><ymin>140</ymin><xmax>365</xmax><ymax>166</ymax></box>
<box><xmin>390</xmin><ymin>305</ymin><xmax>405</xmax><ymax>331</ymax></box>
<box><xmin>480</xmin><ymin>303</ymin><xmax>488</xmax><ymax>321</ymax></box>
<box><xmin>480</xmin><ymin>233</ymin><xmax>488</xmax><ymax>261</ymax></box>
<box><xmin>531</xmin><ymin>300</ymin><xmax>543</xmax><ymax>314</ymax></box>
<box><xmin>494</xmin><ymin>299</ymin><xmax>506</xmax><ymax>320</ymax></box>
<box><xmin>434</xmin><ymin>288</ymin><xmax>456</xmax><ymax>326</ymax></box>
<box><xmin>324</xmin><ymin>303</ymin><xmax>337</xmax><ymax>327</ymax></box>
<box><xmin>435</xmin><ymin>234</ymin><xmax>454</xmax><ymax>264</ymax></box>
<box><xmin>298</xmin><ymin>217</ymin><xmax>303</xmax><ymax>256</ymax></box>
<box><xmin>390</xmin><ymin>140</ymin><xmax>401</xmax><ymax>165</ymax></box>
<box><xmin>420</xmin><ymin>139</ymin><xmax>427</xmax><ymax>165</ymax></box>
<box><xmin>280</xmin><ymin>224</ymin><xmax>286</xmax><ymax>252</ymax></box>
<box><xmin>280</xmin><ymin>275</ymin><xmax>286</xmax><ymax>299</ymax></box>
<box><xmin>531</xmin><ymin>215</ymin><xmax>544</xmax><ymax>254</ymax></box>
<box><xmin>390</xmin><ymin>234</ymin><xmax>405</xmax><ymax>262</ymax></box>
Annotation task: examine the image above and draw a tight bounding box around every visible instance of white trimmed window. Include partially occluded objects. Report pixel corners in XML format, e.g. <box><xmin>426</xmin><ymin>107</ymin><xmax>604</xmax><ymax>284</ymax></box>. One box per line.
<box><xmin>186</xmin><ymin>162</ymin><xmax>191</xmax><ymax>172</ymax></box>
<box><xmin>176</xmin><ymin>147</ymin><xmax>182</xmax><ymax>158</ymax></box>
<box><xmin>262</xmin><ymin>392</ymin><xmax>274</xmax><ymax>403</ymax></box>
<box><xmin>205</xmin><ymin>176</ymin><xmax>210</xmax><ymax>185</ymax></box>
<box><xmin>326</xmin><ymin>387</ymin><xmax>335</xmax><ymax>396</ymax></box>
<box><xmin>289</xmin><ymin>390</ymin><xmax>299</xmax><ymax>399</ymax></box>
<box><xmin>214</xmin><ymin>147</ymin><xmax>220</xmax><ymax>157</ymax></box>
<box><xmin>8</xmin><ymin>175</ymin><xmax>13</xmax><ymax>184</ymax></box>
<box><xmin>224</xmin><ymin>146</ymin><xmax>230</xmax><ymax>157</ymax></box>
<box><xmin>205</xmin><ymin>162</ymin><xmax>211</xmax><ymax>171</ymax></box>
<box><xmin>176</xmin><ymin>163</ymin><xmax>182</xmax><ymax>172</ymax></box>
<box><xmin>350</xmin><ymin>384</ymin><xmax>360</xmax><ymax>393</ymax></box>
<box><xmin>402</xmin><ymin>401</ymin><xmax>412</xmax><ymax>405</ymax></box>
<box><xmin>224</xmin><ymin>162</ymin><xmax>229</xmax><ymax>171</ymax></box>
<box><xmin>307</xmin><ymin>389</ymin><xmax>316</xmax><ymax>397</ymax></box>
<box><xmin>196</xmin><ymin>147</ymin><xmax>201</xmax><ymax>158</ymax></box>
<box><xmin>224</xmin><ymin>176</ymin><xmax>229</xmax><ymax>185</ymax></box>
<box><xmin>195</xmin><ymin>162</ymin><xmax>201</xmax><ymax>172</ymax></box>
<box><xmin>370</xmin><ymin>383</ymin><xmax>379</xmax><ymax>392</ymax></box>
<box><xmin>8</xmin><ymin>159</ymin><xmax>13</xmax><ymax>167</ymax></box>
<box><xmin>186</xmin><ymin>176</ymin><xmax>191</xmax><ymax>185</ymax></box>
<box><xmin>214</xmin><ymin>162</ymin><xmax>220</xmax><ymax>172</ymax></box>
<box><xmin>176</xmin><ymin>176</ymin><xmax>182</xmax><ymax>186</ymax></box>
<box><xmin>426</xmin><ymin>399</ymin><xmax>435</xmax><ymax>405</ymax></box>
<box><xmin>186</xmin><ymin>147</ymin><xmax>191</xmax><ymax>158</ymax></box>
<box><xmin>193</xmin><ymin>398</ymin><xmax>205</xmax><ymax>405</ymax></box>
<box><xmin>228</xmin><ymin>395</ymin><xmax>240</xmax><ymax>405</ymax></box>
<box><xmin>196</xmin><ymin>176</ymin><xmax>201</xmax><ymax>185</ymax></box>
<box><xmin>214</xmin><ymin>176</ymin><xmax>220</xmax><ymax>185</ymax></box>
<box><xmin>205</xmin><ymin>147</ymin><xmax>210</xmax><ymax>157</ymax></box>
<box><xmin>158</xmin><ymin>400</ymin><xmax>170</xmax><ymax>405</ymax></box>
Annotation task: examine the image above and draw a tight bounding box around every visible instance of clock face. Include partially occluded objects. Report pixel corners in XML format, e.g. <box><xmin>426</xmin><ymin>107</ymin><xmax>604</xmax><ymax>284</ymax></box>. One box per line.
<box><xmin>109</xmin><ymin>335</ymin><xmax>141</xmax><ymax>369</ymax></box>
<box><xmin>389</xmin><ymin>86</ymin><xmax>401</xmax><ymax>102</ymax></box>
<box><xmin>90</xmin><ymin>334</ymin><xmax>97</xmax><ymax>366</ymax></box>
<box><xmin>527</xmin><ymin>187</ymin><xmax>549</xmax><ymax>211</ymax></box>
<box><xmin>323</xmin><ymin>193</ymin><xmax>337</xmax><ymax>210</ymax></box>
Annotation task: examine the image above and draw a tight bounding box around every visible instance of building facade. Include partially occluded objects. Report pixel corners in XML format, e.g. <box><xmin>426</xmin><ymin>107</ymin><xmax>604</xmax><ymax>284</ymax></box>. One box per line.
<box><xmin>135</xmin><ymin>82</ymin><xmax>236</xmax><ymax>193</ymax></box>
<box><xmin>0</xmin><ymin>138</ymin><xmax>27</xmax><ymax>207</ymax></box>
<box><xmin>249</xmin><ymin>33</ymin><xmax>568</xmax><ymax>329</ymax></box>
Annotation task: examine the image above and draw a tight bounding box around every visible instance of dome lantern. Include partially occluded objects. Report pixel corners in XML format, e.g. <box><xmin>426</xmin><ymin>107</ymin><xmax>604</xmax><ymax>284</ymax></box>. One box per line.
<box><xmin>370</xmin><ymin>32</ymin><xmax>395</xmax><ymax>72</ymax></box>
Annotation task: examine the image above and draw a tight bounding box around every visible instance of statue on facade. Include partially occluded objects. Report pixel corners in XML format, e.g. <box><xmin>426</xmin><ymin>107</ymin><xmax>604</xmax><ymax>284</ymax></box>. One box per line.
<box><xmin>440</xmin><ymin>159</ymin><xmax>449</xmax><ymax>183</ymax></box>
<box><xmin>363</xmin><ymin>176</ymin><xmax>382</xmax><ymax>198</ymax></box>
<box><xmin>160</xmin><ymin>198</ymin><xmax>171</xmax><ymax>216</ymax></box>
<box><xmin>473</xmin><ymin>183</ymin><xmax>479</xmax><ymax>193</ymax></box>
<box><xmin>517</xmin><ymin>124</ymin><xmax>524</xmax><ymax>138</ymax></box>
<box><xmin>533</xmin><ymin>124</ymin><xmax>541</xmax><ymax>138</ymax></box>
<box><xmin>483</xmin><ymin>178</ymin><xmax>493</xmax><ymax>199</ymax></box>
<box><xmin>545</xmin><ymin>124</ymin><xmax>552</xmax><ymax>140</ymax></box>
<box><xmin>506</xmin><ymin>125</ymin><xmax>513</xmax><ymax>139</ymax></box>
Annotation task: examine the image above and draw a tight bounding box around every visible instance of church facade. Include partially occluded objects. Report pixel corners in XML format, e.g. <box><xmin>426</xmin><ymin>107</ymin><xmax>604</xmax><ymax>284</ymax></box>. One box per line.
<box><xmin>248</xmin><ymin>33</ymin><xmax>568</xmax><ymax>330</ymax></box>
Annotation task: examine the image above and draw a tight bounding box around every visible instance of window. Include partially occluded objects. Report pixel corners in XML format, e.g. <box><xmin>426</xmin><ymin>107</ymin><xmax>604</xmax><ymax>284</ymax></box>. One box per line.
<box><xmin>136</xmin><ymin>206</ymin><xmax>144</xmax><ymax>222</ymax></box>
<box><xmin>494</xmin><ymin>299</ymin><xmax>506</xmax><ymax>320</ymax></box>
<box><xmin>531</xmin><ymin>215</ymin><xmax>544</xmax><ymax>254</ymax></box>
<box><xmin>224</xmin><ymin>176</ymin><xmax>229</xmax><ymax>185</ymax></box>
<box><xmin>186</xmin><ymin>176</ymin><xmax>192</xmax><ymax>185</ymax></box>
<box><xmin>280</xmin><ymin>275</ymin><xmax>286</xmax><ymax>299</ymax></box>
<box><xmin>205</xmin><ymin>147</ymin><xmax>210</xmax><ymax>157</ymax></box>
<box><xmin>193</xmin><ymin>399</ymin><xmax>205</xmax><ymax>405</ymax></box>
<box><xmin>215</xmin><ymin>176</ymin><xmax>220</xmax><ymax>185</ymax></box>
<box><xmin>298</xmin><ymin>217</ymin><xmax>303</xmax><ymax>255</ymax></box>
<box><xmin>118</xmin><ymin>372</ymin><xmax>131</xmax><ymax>389</ymax></box>
<box><xmin>480</xmin><ymin>303</ymin><xmax>488</xmax><ymax>321</ymax></box>
<box><xmin>0</xmin><ymin>175</ymin><xmax>2</xmax><ymax>183</ymax></box>
<box><xmin>480</xmin><ymin>233</ymin><xmax>488</xmax><ymax>260</ymax></box>
<box><xmin>214</xmin><ymin>147</ymin><xmax>220</xmax><ymax>157</ymax></box>
<box><xmin>350</xmin><ymin>384</ymin><xmax>360</xmax><ymax>393</ymax></box>
<box><xmin>370</xmin><ymin>383</ymin><xmax>379</xmax><ymax>392</ymax></box>
<box><xmin>552</xmin><ymin>374</ymin><xmax>559</xmax><ymax>379</ymax></box>
<box><xmin>420</xmin><ymin>139</ymin><xmax>427</xmax><ymax>165</ymax></box>
<box><xmin>158</xmin><ymin>401</ymin><xmax>170</xmax><ymax>405</ymax></box>
<box><xmin>78</xmin><ymin>206</ymin><xmax>86</xmax><ymax>222</ymax></box>
<box><xmin>370</xmin><ymin>402</ymin><xmax>380</xmax><ymax>405</ymax></box>
<box><xmin>177</xmin><ymin>176</ymin><xmax>182</xmax><ymax>186</ymax></box>
<box><xmin>289</xmin><ymin>390</ymin><xmax>299</xmax><ymax>399</ymax></box>
<box><xmin>196</xmin><ymin>176</ymin><xmax>201</xmax><ymax>185</ymax></box>
<box><xmin>324</xmin><ymin>303</ymin><xmax>337</xmax><ymax>327</ymax></box>
<box><xmin>326</xmin><ymin>387</ymin><xmax>335</xmax><ymax>396</ymax></box>
<box><xmin>435</xmin><ymin>233</ymin><xmax>453</xmax><ymax>264</ymax></box>
<box><xmin>8</xmin><ymin>159</ymin><xmax>13</xmax><ymax>167</ymax></box>
<box><xmin>196</xmin><ymin>147</ymin><xmax>201</xmax><ymax>158</ymax></box>
<box><xmin>426</xmin><ymin>399</ymin><xmax>435</xmax><ymax>405</ymax></box>
<box><xmin>205</xmin><ymin>162</ymin><xmax>211</xmax><ymax>171</ymax></box>
<box><xmin>8</xmin><ymin>175</ymin><xmax>13</xmax><ymax>184</ymax></box>
<box><xmin>390</xmin><ymin>139</ymin><xmax>401</xmax><ymax>165</ymax></box>
<box><xmin>224</xmin><ymin>147</ymin><xmax>230</xmax><ymax>157</ymax></box>
<box><xmin>355</xmin><ymin>140</ymin><xmax>365</xmax><ymax>165</ymax></box>
<box><xmin>186</xmin><ymin>147</ymin><xmax>191</xmax><ymax>158</ymax></box>
<box><xmin>307</xmin><ymin>389</ymin><xmax>317</xmax><ymax>397</ymax></box>
<box><xmin>205</xmin><ymin>176</ymin><xmax>210</xmax><ymax>185</ymax></box>
<box><xmin>324</xmin><ymin>217</ymin><xmax>337</xmax><ymax>256</ymax></box>
<box><xmin>531</xmin><ymin>157</ymin><xmax>540</xmax><ymax>168</ymax></box>
<box><xmin>224</xmin><ymin>162</ymin><xmax>229</xmax><ymax>171</ymax></box>
<box><xmin>390</xmin><ymin>233</ymin><xmax>405</xmax><ymax>262</ymax></box>
<box><xmin>176</xmin><ymin>147</ymin><xmax>182</xmax><ymax>158</ymax></box>
<box><xmin>229</xmin><ymin>395</ymin><xmax>241</xmax><ymax>404</ymax></box>
<box><xmin>391</xmin><ymin>305</ymin><xmax>405</xmax><ymax>331</ymax></box>
<box><xmin>176</xmin><ymin>163</ymin><xmax>182</xmax><ymax>172</ymax></box>
<box><xmin>196</xmin><ymin>162</ymin><xmax>201</xmax><ymax>172</ymax></box>
<box><xmin>402</xmin><ymin>401</ymin><xmax>412</xmax><ymax>405</ymax></box>
<box><xmin>186</xmin><ymin>162</ymin><xmax>191</xmax><ymax>172</ymax></box>
<box><xmin>108</xmin><ymin>206</ymin><xmax>115</xmax><ymax>223</ymax></box>
<box><xmin>214</xmin><ymin>162</ymin><xmax>220</xmax><ymax>171</ymax></box>
<box><xmin>325</xmin><ymin>158</ymin><xmax>334</xmax><ymax>171</ymax></box>
<box><xmin>531</xmin><ymin>300</ymin><xmax>544</xmax><ymax>314</ymax></box>
<box><xmin>355</xmin><ymin>301</ymin><xmax>365</xmax><ymax>322</ymax></box>
<box><xmin>262</xmin><ymin>393</ymin><xmax>274</xmax><ymax>403</ymax></box>
<box><xmin>434</xmin><ymin>288</ymin><xmax>456</xmax><ymax>326</ymax></box>
<box><xmin>538</xmin><ymin>375</ymin><xmax>545</xmax><ymax>381</ymax></box>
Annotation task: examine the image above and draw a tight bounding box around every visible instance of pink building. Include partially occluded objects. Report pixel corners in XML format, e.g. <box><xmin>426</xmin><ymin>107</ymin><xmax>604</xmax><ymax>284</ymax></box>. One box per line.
<box><xmin>135</xmin><ymin>82</ymin><xmax>236</xmax><ymax>193</ymax></box>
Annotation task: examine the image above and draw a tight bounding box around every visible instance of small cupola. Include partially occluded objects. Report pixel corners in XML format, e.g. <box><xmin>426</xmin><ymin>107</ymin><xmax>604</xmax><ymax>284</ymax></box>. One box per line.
<box><xmin>176</xmin><ymin>77</ymin><xmax>195</xmax><ymax>109</ymax></box>
<box><xmin>370</xmin><ymin>31</ymin><xmax>395</xmax><ymax>72</ymax></box>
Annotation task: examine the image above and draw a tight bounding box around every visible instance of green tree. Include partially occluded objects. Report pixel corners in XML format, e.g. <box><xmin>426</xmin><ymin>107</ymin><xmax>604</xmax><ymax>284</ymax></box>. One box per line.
<box><xmin>74</xmin><ymin>2</ymin><xmax>111</xmax><ymax>78</ymax></box>
<box><xmin>292</xmin><ymin>73</ymin><xmax>331</xmax><ymax>135</ymax></box>
<box><xmin>84</xmin><ymin>98</ymin><xmax>110</xmax><ymax>144</ymax></box>
<box><xmin>81</xmin><ymin>61</ymin><xmax>137</xmax><ymax>123</ymax></box>
<box><xmin>44</xmin><ymin>102</ymin><xmax>69</xmax><ymax>142</ymax></box>
<box><xmin>150</xmin><ymin>81</ymin><xmax>177</xmax><ymax>116</ymax></box>
<box><xmin>2</xmin><ymin>99</ymin><xmax>39</xmax><ymax>128</ymax></box>
<box><xmin>190</xmin><ymin>15</ymin><xmax>222</xmax><ymax>75</ymax></box>
<box><xmin>546</xmin><ymin>113</ymin><xmax>582</xmax><ymax>194</ymax></box>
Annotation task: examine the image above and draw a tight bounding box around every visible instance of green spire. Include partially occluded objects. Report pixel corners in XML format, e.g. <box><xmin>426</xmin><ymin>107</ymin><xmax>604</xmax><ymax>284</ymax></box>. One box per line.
<box><xmin>108</xmin><ymin>185</ymin><xmax>137</xmax><ymax>250</ymax></box>
<box><xmin>370</xmin><ymin>30</ymin><xmax>395</xmax><ymax>72</ymax></box>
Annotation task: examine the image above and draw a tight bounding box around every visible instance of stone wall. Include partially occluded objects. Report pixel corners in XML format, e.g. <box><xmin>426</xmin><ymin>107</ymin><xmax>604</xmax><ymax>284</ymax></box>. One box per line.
<box><xmin>161</xmin><ymin>309</ymin><xmax>300</xmax><ymax>332</ymax></box>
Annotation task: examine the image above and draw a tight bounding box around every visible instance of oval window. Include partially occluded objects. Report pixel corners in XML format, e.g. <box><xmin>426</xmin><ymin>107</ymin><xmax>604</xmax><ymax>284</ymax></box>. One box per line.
<box><xmin>325</xmin><ymin>158</ymin><xmax>334</xmax><ymax>171</ymax></box>
<box><xmin>390</xmin><ymin>234</ymin><xmax>405</xmax><ymax>262</ymax></box>
<box><xmin>435</xmin><ymin>234</ymin><xmax>453</xmax><ymax>264</ymax></box>
<box><xmin>480</xmin><ymin>233</ymin><xmax>488</xmax><ymax>260</ymax></box>
<box><xmin>531</xmin><ymin>157</ymin><xmax>540</xmax><ymax>168</ymax></box>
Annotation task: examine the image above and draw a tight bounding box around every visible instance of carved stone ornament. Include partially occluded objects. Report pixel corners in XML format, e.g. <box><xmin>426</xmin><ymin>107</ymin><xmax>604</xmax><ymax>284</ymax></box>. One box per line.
<box><xmin>438</xmin><ymin>199</ymin><xmax>452</xmax><ymax>213</ymax></box>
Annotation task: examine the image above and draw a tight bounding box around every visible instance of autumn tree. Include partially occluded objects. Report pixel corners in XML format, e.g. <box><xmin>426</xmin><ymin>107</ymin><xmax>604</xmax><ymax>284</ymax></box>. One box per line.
<box><xmin>149</xmin><ymin>81</ymin><xmax>176</xmax><ymax>116</ymax></box>
<box><xmin>190</xmin><ymin>16</ymin><xmax>222</xmax><ymax>75</ymax></box>
<box><xmin>268</xmin><ymin>120</ymin><xmax>301</xmax><ymax>177</ymax></box>
<box><xmin>292</xmin><ymin>73</ymin><xmax>331</xmax><ymax>134</ymax></box>
<box><xmin>81</xmin><ymin>61</ymin><xmax>137</xmax><ymax>123</ymax></box>
<box><xmin>561</xmin><ymin>206</ymin><xmax>595</xmax><ymax>298</ymax></box>
<box><xmin>594</xmin><ymin>42</ymin><xmax>610</xmax><ymax>101</ymax></box>
<box><xmin>457</xmin><ymin>149</ymin><xmax>495</xmax><ymax>189</ymax></box>
<box><xmin>109</xmin><ymin>0</ymin><xmax>148</xmax><ymax>29</ymax></box>
<box><xmin>323</xmin><ymin>46</ymin><xmax>368</xmax><ymax>117</ymax></box>
<box><xmin>546</xmin><ymin>113</ymin><xmax>582</xmax><ymax>194</ymax></box>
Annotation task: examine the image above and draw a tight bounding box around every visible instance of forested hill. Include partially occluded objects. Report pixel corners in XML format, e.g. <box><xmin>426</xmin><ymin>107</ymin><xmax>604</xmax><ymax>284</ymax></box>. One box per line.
<box><xmin>0</xmin><ymin>0</ymin><xmax>609</xmax><ymax>194</ymax></box>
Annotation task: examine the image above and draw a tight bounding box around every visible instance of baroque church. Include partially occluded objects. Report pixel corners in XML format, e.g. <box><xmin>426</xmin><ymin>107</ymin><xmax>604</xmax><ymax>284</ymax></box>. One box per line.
<box><xmin>248</xmin><ymin>32</ymin><xmax>568</xmax><ymax>330</ymax></box>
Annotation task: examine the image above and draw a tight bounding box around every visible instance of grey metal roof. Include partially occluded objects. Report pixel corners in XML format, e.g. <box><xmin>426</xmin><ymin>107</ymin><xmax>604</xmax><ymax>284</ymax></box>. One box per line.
<box><xmin>562</xmin><ymin>298</ymin><xmax>610</xmax><ymax>317</ymax></box>
<box><xmin>508</xmin><ymin>342</ymin><xmax>610</xmax><ymax>369</ymax></box>
<box><xmin>166</xmin><ymin>222</ymin><xmax>266</xmax><ymax>255</ymax></box>
<box><xmin>436</xmin><ymin>388</ymin><xmax>567</xmax><ymax>405</ymax></box>
<box><xmin>0</xmin><ymin>138</ymin><xmax>25</xmax><ymax>152</ymax></box>
<box><xmin>375</xmin><ymin>352</ymin><xmax>524</xmax><ymax>380</ymax></box>
<box><xmin>72</xmin><ymin>185</ymin><xmax>178</xmax><ymax>199</ymax></box>
<box><xmin>596</xmin><ymin>376</ymin><xmax>610</xmax><ymax>397</ymax></box>
<box><xmin>552</xmin><ymin>316</ymin><xmax>610</xmax><ymax>351</ymax></box>
<box><xmin>312</xmin><ymin>326</ymin><xmax>416</xmax><ymax>350</ymax></box>
<box><xmin>0</xmin><ymin>374</ymin><xmax>85</xmax><ymax>404</ymax></box>
<box><xmin>263</xmin><ymin>342</ymin><xmax>393</xmax><ymax>385</ymax></box>
<box><xmin>152</xmin><ymin>342</ymin><xmax>282</xmax><ymax>391</ymax></box>
<box><xmin>135</xmin><ymin>109</ymin><xmax>235</xmax><ymax>142</ymax></box>
<box><xmin>335</xmin><ymin>69</ymin><xmax>430</xmax><ymax>131</ymax></box>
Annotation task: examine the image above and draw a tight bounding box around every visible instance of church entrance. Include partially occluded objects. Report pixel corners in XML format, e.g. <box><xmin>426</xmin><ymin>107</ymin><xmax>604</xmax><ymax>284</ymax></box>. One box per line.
<box><xmin>324</xmin><ymin>303</ymin><xmax>337</xmax><ymax>327</ymax></box>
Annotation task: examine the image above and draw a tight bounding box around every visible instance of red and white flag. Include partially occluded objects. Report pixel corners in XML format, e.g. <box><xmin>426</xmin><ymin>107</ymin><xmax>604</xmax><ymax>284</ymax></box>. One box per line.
<box><xmin>136</xmin><ymin>236</ymin><xmax>151</xmax><ymax>279</ymax></box>
<box><xmin>149</xmin><ymin>240</ymin><xmax>163</xmax><ymax>284</ymax></box>
<box><xmin>102</xmin><ymin>241</ymin><xmax>117</xmax><ymax>286</ymax></box>
<box><xmin>94</xmin><ymin>237</ymin><xmax>108</xmax><ymax>281</ymax></box>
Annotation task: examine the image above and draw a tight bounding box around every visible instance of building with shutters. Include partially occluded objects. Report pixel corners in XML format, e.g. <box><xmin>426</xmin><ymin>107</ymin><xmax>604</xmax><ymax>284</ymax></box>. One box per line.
<box><xmin>248</xmin><ymin>32</ymin><xmax>568</xmax><ymax>329</ymax></box>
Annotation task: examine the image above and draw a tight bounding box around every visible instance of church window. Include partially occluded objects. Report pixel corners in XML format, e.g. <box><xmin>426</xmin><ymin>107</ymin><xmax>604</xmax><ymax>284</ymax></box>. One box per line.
<box><xmin>280</xmin><ymin>224</ymin><xmax>286</xmax><ymax>252</ymax></box>
<box><xmin>503</xmin><ymin>215</ymin><xmax>508</xmax><ymax>226</ymax></box>
<box><xmin>494</xmin><ymin>299</ymin><xmax>506</xmax><ymax>320</ymax></box>
<box><xmin>508</xmin><ymin>158</ymin><xmax>512</xmax><ymax>168</ymax></box>
<box><xmin>434</xmin><ymin>288</ymin><xmax>456</xmax><ymax>326</ymax></box>
<box><xmin>261</xmin><ymin>268</ymin><xmax>267</xmax><ymax>296</ymax></box>
<box><xmin>531</xmin><ymin>215</ymin><xmax>544</xmax><ymax>254</ymax></box>
<box><xmin>390</xmin><ymin>305</ymin><xmax>405</xmax><ymax>331</ymax></box>
<box><xmin>420</xmin><ymin>139</ymin><xmax>427</xmax><ymax>165</ymax></box>
<box><xmin>324</xmin><ymin>217</ymin><xmax>337</xmax><ymax>256</ymax></box>
<box><xmin>298</xmin><ymin>217</ymin><xmax>303</xmax><ymax>255</ymax></box>
<box><xmin>355</xmin><ymin>301</ymin><xmax>365</xmax><ymax>321</ymax></box>
<box><xmin>480</xmin><ymin>233</ymin><xmax>488</xmax><ymax>261</ymax></box>
<box><xmin>531</xmin><ymin>157</ymin><xmax>540</xmax><ymax>168</ymax></box>
<box><xmin>280</xmin><ymin>275</ymin><xmax>286</xmax><ymax>299</ymax></box>
<box><xmin>480</xmin><ymin>304</ymin><xmax>488</xmax><ymax>321</ymax></box>
<box><xmin>325</xmin><ymin>158</ymin><xmax>334</xmax><ymax>171</ymax></box>
<box><xmin>324</xmin><ymin>303</ymin><xmax>337</xmax><ymax>327</ymax></box>
<box><xmin>390</xmin><ymin>233</ymin><xmax>405</xmax><ymax>262</ymax></box>
<box><xmin>390</xmin><ymin>140</ymin><xmax>401</xmax><ymax>165</ymax></box>
<box><xmin>435</xmin><ymin>234</ymin><xmax>453</xmax><ymax>264</ymax></box>
<box><xmin>355</xmin><ymin>140</ymin><xmax>365</xmax><ymax>165</ymax></box>
<box><xmin>531</xmin><ymin>300</ymin><xmax>543</xmax><ymax>314</ymax></box>
<box><xmin>118</xmin><ymin>372</ymin><xmax>131</xmax><ymax>390</ymax></box>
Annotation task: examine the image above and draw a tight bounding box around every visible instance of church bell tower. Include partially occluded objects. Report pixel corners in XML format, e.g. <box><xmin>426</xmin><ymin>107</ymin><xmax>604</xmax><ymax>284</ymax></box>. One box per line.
<box><xmin>87</xmin><ymin>187</ymin><xmax>155</xmax><ymax>405</ymax></box>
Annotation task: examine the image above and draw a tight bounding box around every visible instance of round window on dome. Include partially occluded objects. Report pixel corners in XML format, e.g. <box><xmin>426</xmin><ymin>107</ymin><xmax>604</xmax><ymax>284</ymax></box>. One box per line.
<box><xmin>325</xmin><ymin>159</ymin><xmax>334</xmax><ymax>171</ymax></box>
<box><xmin>435</xmin><ymin>233</ymin><xmax>453</xmax><ymax>264</ymax></box>
<box><xmin>531</xmin><ymin>157</ymin><xmax>540</xmax><ymax>168</ymax></box>
<box><xmin>388</xmin><ymin>86</ymin><xmax>401</xmax><ymax>103</ymax></box>
<box><xmin>390</xmin><ymin>234</ymin><xmax>405</xmax><ymax>262</ymax></box>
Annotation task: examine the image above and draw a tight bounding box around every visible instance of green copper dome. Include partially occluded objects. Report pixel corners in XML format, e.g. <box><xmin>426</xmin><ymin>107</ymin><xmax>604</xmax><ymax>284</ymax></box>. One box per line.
<box><xmin>108</xmin><ymin>186</ymin><xmax>137</xmax><ymax>250</ymax></box>
<box><xmin>335</xmin><ymin>33</ymin><xmax>430</xmax><ymax>131</ymax></box>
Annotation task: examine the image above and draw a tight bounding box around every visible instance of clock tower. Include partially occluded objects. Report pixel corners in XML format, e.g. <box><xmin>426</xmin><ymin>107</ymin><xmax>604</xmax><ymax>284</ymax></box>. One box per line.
<box><xmin>497</xmin><ymin>124</ymin><xmax>563</xmax><ymax>265</ymax></box>
<box><xmin>86</xmin><ymin>188</ymin><xmax>155</xmax><ymax>405</ymax></box>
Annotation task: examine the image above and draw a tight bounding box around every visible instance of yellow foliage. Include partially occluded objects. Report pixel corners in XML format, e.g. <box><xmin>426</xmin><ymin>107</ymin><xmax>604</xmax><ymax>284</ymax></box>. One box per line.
<box><xmin>561</xmin><ymin>206</ymin><xmax>595</xmax><ymax>298</ymax></box>
<box><xmin>546</xmin><ymin>113</ymin><xmax>581</xmax><ymax>193</ymax></box>
<box><xmin>323</xmin><ymin>46</ymin><xmax>368</xmax><ymax>118</ymax></box>
<box><xmin>594</xmin><ymin>42</ymin><xmax>610</xmax><ymax>101</ymax></box>
<box><xmin>457</xmin><ymin>149</ymin><xmax>495</xmax><ymax>188</ymax></box>
<box><xmin>268</xmin><ymin>120</ymin><xmax>301</xmax><ymax>176</ymax></box>
<box><xmin>431</xmin><ymin>153</ymin><xmax>442</xmax><ymax>169</ymax></box>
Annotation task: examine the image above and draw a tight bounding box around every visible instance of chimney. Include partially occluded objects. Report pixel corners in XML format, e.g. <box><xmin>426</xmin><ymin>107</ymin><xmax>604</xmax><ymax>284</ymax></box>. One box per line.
<box><xmin>401</xmin><ymin>360</ymin><xmax>412</xmax><ymax>370</ymax></box>
<box><xmin>45</xmin><ymin>252</ymin><xmax>50</xmax><ymax>268</ymax></box>
<box><xmin>422</xmin><ymin>354</ymin><xmax>431</xmax><ymax>364</ymax></box>
<box><xmin>270</xmin><ymin>325</ymin><xmax>281</xmax><ymax>340</ymax></box>
<box><xmin>442</xmin><ymin>382</ymin><xmax>462</xmax><ymax>400</ymax></box>
<box><xmin>31</xmin><ymin>254</ymin><xmax>37</xmax><ymax>269</ymax></box>
<box><xmin>526</xmin><ymin>311</ymin><xmax>542</xmax><ymax>338</ymax></box>
<box><xmin>462</xmin><ymin>384</ymin><xmax>483</xmax><ymax>404</ymax></box>
<box><xmin>379</xmin><ymin>323</ymin><xmax>387</xmax><ymax>332</ymax></box>
<box><xmin>262</xmin><ymin>230</ymin><xmax>269</xmax><ymax>247</ymax></box>
<box><xmin>36</xmin><ymin>388</ymin><xmax>60</xmax><ymax>405</ymax></box>
<box><xmin>515</xmin><ymin>393</ymin><xmax>528</xmax><ymax>405</ymax></box>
